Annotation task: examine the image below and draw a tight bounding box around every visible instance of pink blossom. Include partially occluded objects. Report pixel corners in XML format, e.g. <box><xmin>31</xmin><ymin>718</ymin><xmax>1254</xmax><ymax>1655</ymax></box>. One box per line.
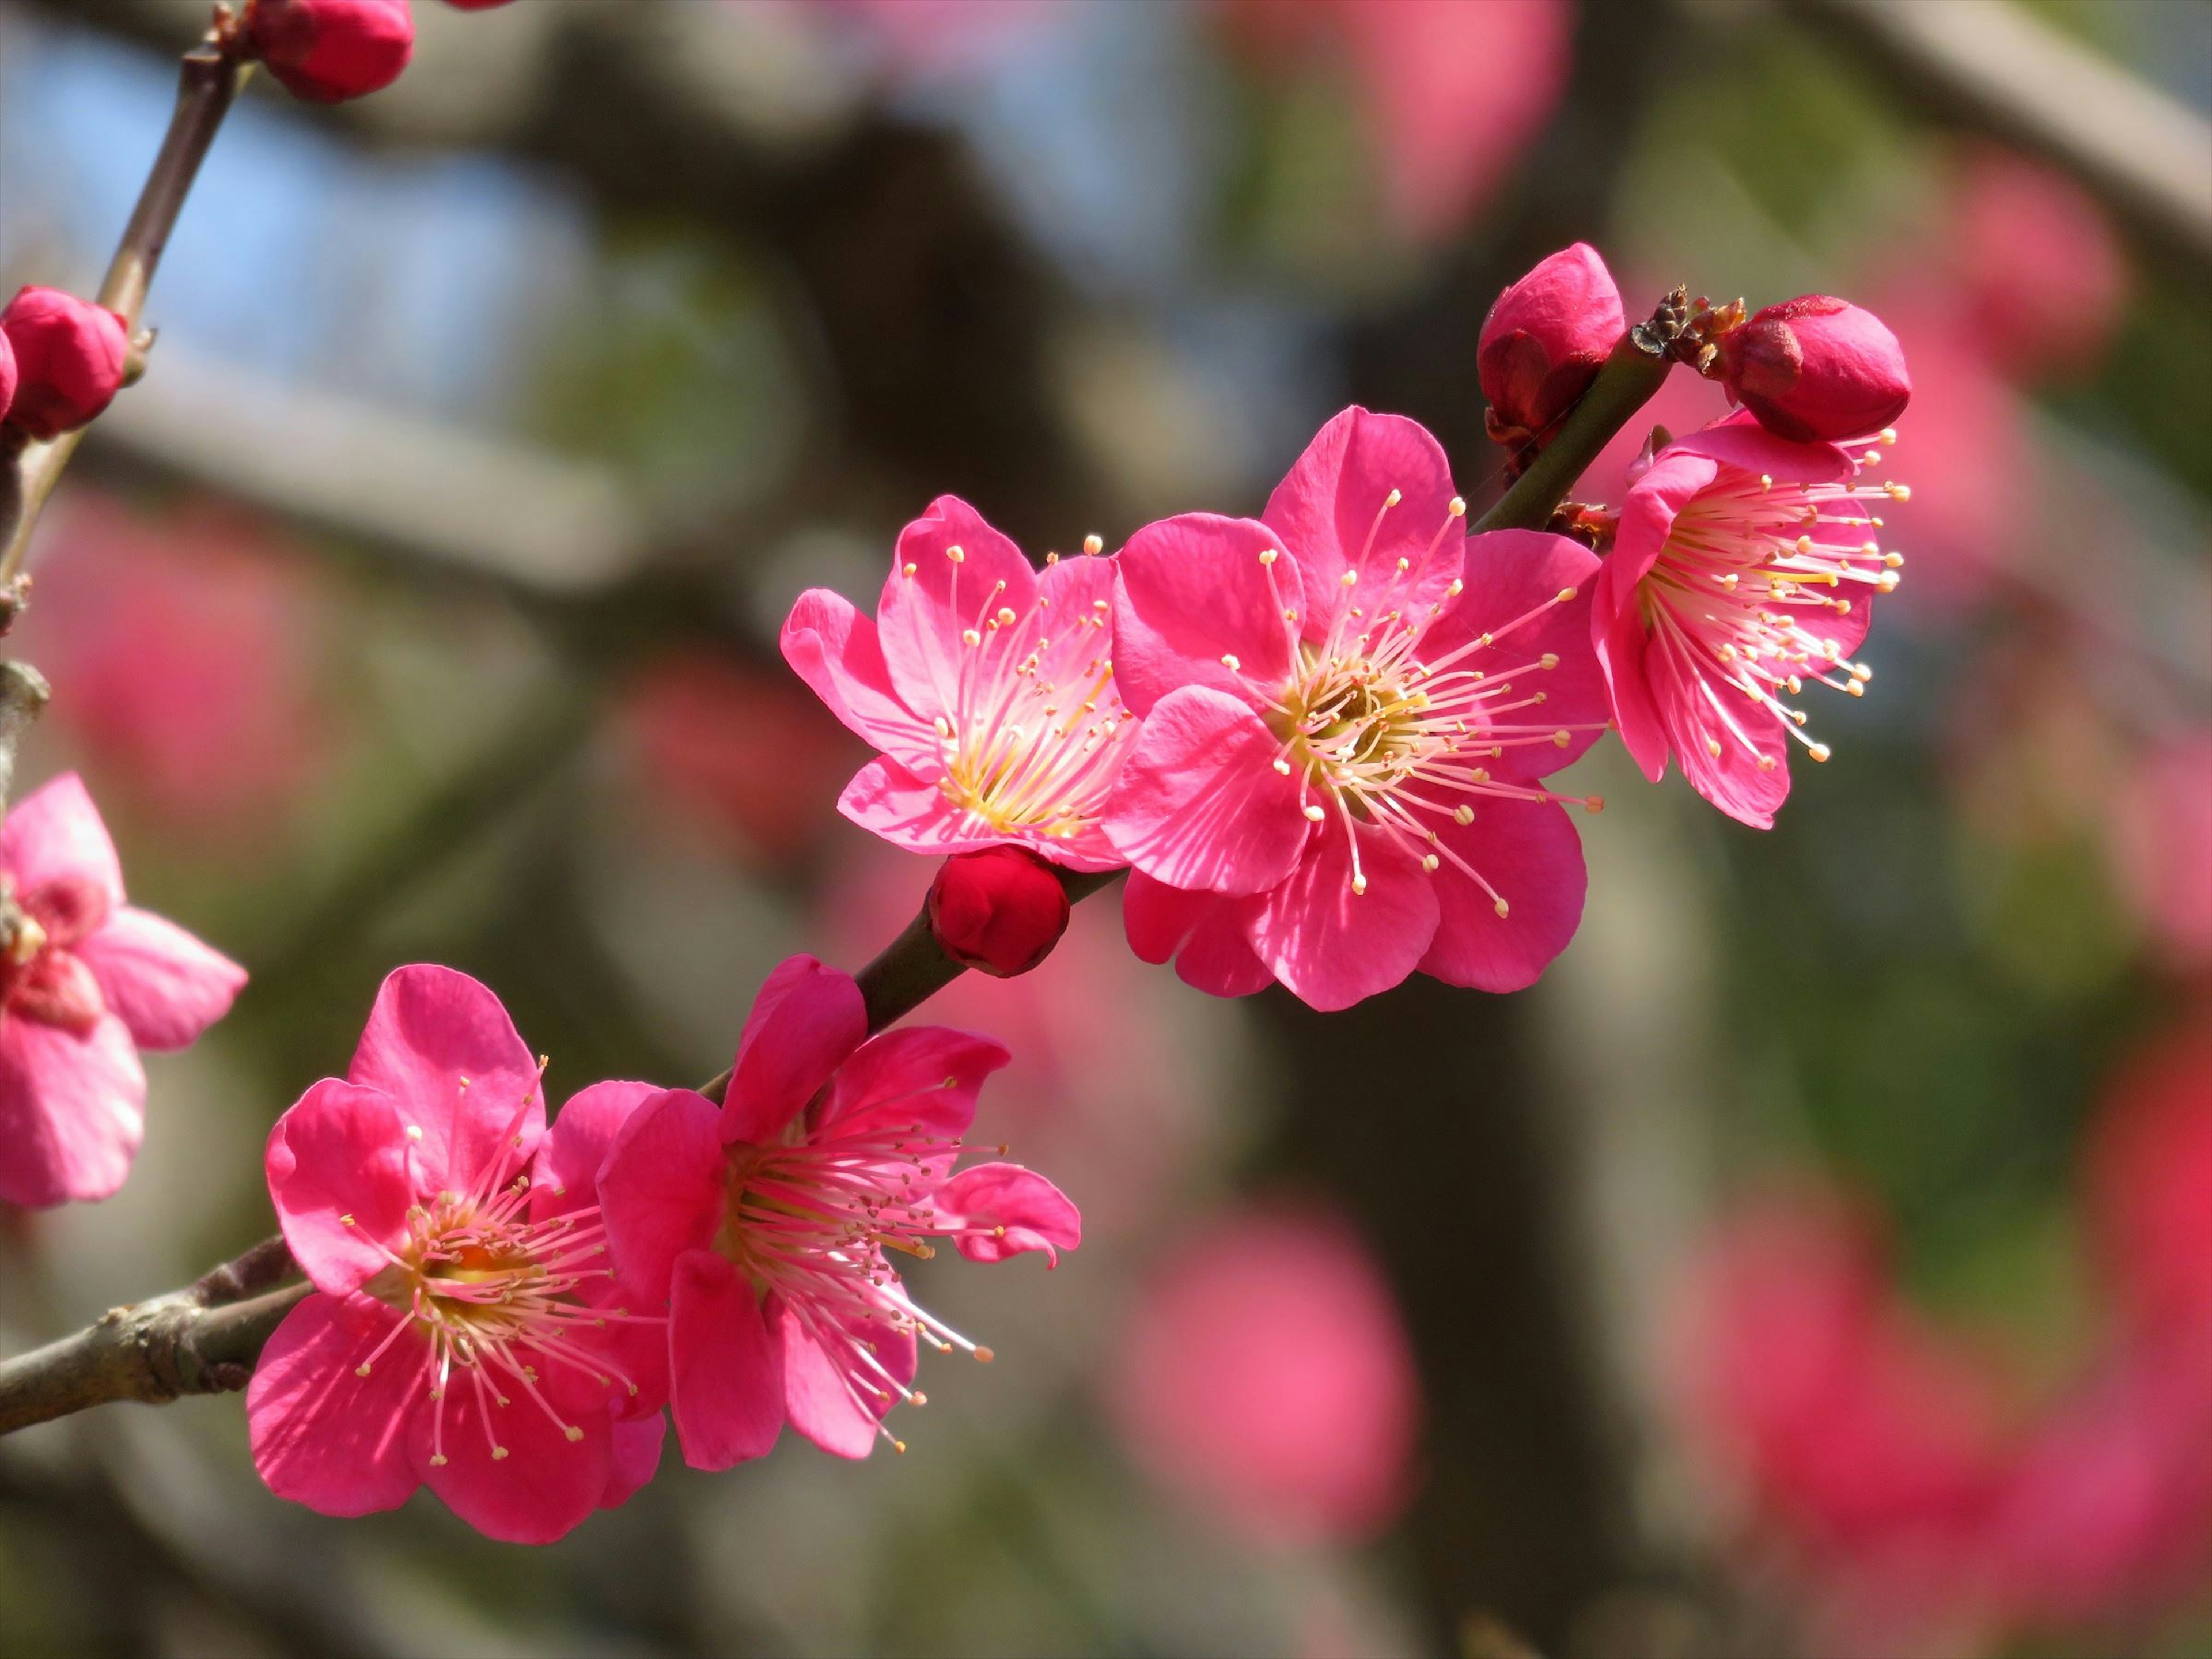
<box><xmin>1109</xmin><ymin>1203</ymin><xmax>1419</xmax><ymax>1547</ymax></box>
<box><xmin>1106</xmin><ymin>406</ymin><xmax>1605</xmax><ymax>1010</ymax></box>
<box><xmin>782</xmin><ymin>498</ymin><xmax>1134</xmax><ymax>871</ymax></box>
<box><xmin>597</xmin><ymin>955</ymin><xmax>1079</xmax><ymax>1469</ymax></box>
<box><xmin>25</xmin><ymin>492</ymin><xmax>328</xmax><ymax>838</ymax></box>
<box><xmin>1590</xmin><ymin>415</ymin><xmax>1908</xmax><ymax>828</ymax></box>
<box><xmin>2108</xmin><ymin>734</ymin><xmax>2212</xmax><ymax>973</ymax></box>
<box><xmin>1479</xmin><ymin>243</ymin><xmax>1626</xmax><ymax>460</ymax></box>
<box><xmin>2089</xmin><ymin>1016</ymin><xmax>2212</xmax><ymax>1343</ymax></box>
<box><xmin>1950</xmin><ymin>145</ymin><xmax>2129</xmax><ymax>384</ymax></box>
<box><xmin>249</xmin><ymin>966</ymin><xmax>668</xmax><ymax>1543</ymax></box>
<box><xmin>0</xmin><ymin>774</ymin><xmax>246</xmax><ymax>1208</ymax></box>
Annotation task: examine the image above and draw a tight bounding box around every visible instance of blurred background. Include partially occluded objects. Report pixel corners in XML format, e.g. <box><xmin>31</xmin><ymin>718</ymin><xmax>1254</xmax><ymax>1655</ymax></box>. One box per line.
<box><xmin>0</xmin><ymin>1</ymin><xmax>2207</xmax><ymax>1654</ymax></box>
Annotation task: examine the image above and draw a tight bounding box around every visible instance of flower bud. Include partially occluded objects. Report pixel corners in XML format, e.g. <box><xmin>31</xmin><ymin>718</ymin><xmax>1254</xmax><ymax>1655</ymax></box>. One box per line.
<box><xmin>0</xmin><ymin>329</ymin><xmax>17</xmax><ymax>430</ymax></box>
<box><xmin>0</xmin><ymin>287</ymin><xmax>128</xmax><ymax>442</ymax></box>
<box><xmin>1479</xmin><ymin>243</ymin><xmax>1624</xmax><ymax>454</ymax></box>
<box><xmin>245</xmin><ymin>0</ymin><xmax>414</xmax><ymax>104</ymax></box>
<box><xmin>1718</xmin><ymin>296</ymin><xmax>1911</xmax><ymax>444</ymax></box>
<box><xmin>927</xmin><ymin>846</ymin><xmax>1071</xmax><ymax>978</ymax></box>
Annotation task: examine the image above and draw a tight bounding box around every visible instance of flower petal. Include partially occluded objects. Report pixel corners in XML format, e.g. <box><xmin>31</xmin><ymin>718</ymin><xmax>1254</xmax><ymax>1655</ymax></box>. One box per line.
<box><xmin>265</xmin><ymin>1077</ymin><xmax>416</xmax><ymax>1295</ymax></box>
<box><xmin>1122</xmin><ymin>871</ymin><xmax>1274</xmax><ymax>998</ymax></box>
<box><xmin>1650</xmin><ymin>629</ymin><xmax>1794</xmax><ymax>829</ymax></box>
<box><xmin>776</xmin><ymin>1293</ymin><xmax>917</xmax><ymax>1460</ymax></box>
<box><xmin>722</xmin><ymin>955</ymin><xmax>867</xmax><ymax>1146</ymax></box>
<box><xmin>1111</xmin><ymin>513</ymin><xmax>1301</xmax><ymax>715</ymax></box>
<box><xmin>876</xmin><ymin>496</ymin><xmax>1039</xmax><ymax>720</ymax></box>
<box><xmin>0</xmin><ymin>1012</ymin><xmax>144</xmax><ymax>1207</ymax></box>
<box><xmin>817</xmin><ymin>1024</ymin><xmax>1010</xmax><ymax>1151</ymax></box>
<box><xmin>411</xmin><ymin>1370</ymin><xmax>616</xmax><ymax>1545</ymax></box>
<box><xmin>1104</xmin><ymin>686</ymin><xmax>1308</xmax><ymax>897</ymax></box>
<box><xmin>669</xmin><ymin>1248</ymin><xmax>785</xmax><ymax>1470</ymax></box>
<box><xmin>1419</xmin><ymin>798</ymin><xmax>1586</xmax><ymax>992</ymax></box>
<box><xmin>937</xmin><ymin>1162</ymin><xmax>1082</xmax><ymax>1264</ymax></box>
<box><xmin>597</xmin><ymin>1086</ymin><xmax>725</xmax><ymax>1305</ymax></box>
<box><xmin>1246</xmin><ymin>824</ymin><xmax>1437</xmax><ymax>1011</ymax></box>
<box><xmin>346</xmin><ymin>964</ymin><xmax>543</xmax><ymax>1198</ymax></box>
<box><xmin>600</xmin><ymin>1414</ymin><xmax>667</xmax><ymax>1510</ymax></box>
<box><xmin>74</xmin><ymin>906</ymin><xmax>246</xmax><ymax>1051</ymax></box>
<box><xmin>247</xmin><ymin>1290</ymin><xmax>423</xmax><ymax>1519</ymax></box>
<box><xmin>780</xmin><ymin>586</ymin><xmax>941</xmax><ymax>773</ymax></box>
<box><xmin>1591</xmin><ymin>548</ymin><xmax>1668</xmax><ymax>783</ymax></box>
<box><xmin>0</xmin><ymin>774</ymin><xmax>123</xmax><ymax>906</ymax></box>
<box><xmin>1261</xmin><ymin>408</ymin><xmax>1465</xmax><ymax>638</ymax></box>
<box><xmin>532</xmin><ymin>1079</ymin><xmax>662</xmax><ymax>1225</ymax></box>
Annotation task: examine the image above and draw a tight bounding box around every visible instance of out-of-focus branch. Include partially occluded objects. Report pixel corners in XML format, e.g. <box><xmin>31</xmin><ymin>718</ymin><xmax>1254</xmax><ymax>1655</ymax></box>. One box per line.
<box><xmin>0</xmin><ymin>660</ymin><xmax>52</xmax><ymax>817</ymax></box>
<box><xmin>0</xmin><ymin>29</ymin><xmax>249</xmax><ymax>581</ymax></box>
<box><xmin>1791</xmin><ymin>0</ymin><xmax>2212</xmax><ymax>271</ymax></box>
<box><xmin>0</xmin><ymin>1239</ymin><xmax>306</xmax><ymax>1437</ymax></box>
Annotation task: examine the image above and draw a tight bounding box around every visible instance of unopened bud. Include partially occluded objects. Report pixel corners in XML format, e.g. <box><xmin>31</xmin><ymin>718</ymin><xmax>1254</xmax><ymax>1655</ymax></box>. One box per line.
<box><xmin>1479</xmin><ymin>243</ymin><xmax>1625</xmax><ymax>457</ymax></box>
<box><xmin>927</xmin><ymin>846</ymin><xmax>1071</xmax><ymax>979</ymax></box>
<box><xmin>245</xmin><ymin>0</ymin><xmax>415</xmax><ymax>105</ymax></box>
<box><xmin>1717</xmin><ymin>296</ymin><xmax>1910</xmax><ymax>444</ymax></box>
<box><xmin>0</xmin><ymin>288</ymin><xmax>127</xmax><ymax>441</ymax></box>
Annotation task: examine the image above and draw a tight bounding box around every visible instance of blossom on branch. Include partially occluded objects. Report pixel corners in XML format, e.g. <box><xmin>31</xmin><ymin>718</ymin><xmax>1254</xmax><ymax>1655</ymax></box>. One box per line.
<box><xmin>1479</xmin><ymin>243</ymin><xmax>1625</xmax><ymax>462</ymax></box>
<box><xmin>249</xmin><ymin>967</ymin><xmax>669</xmax><ymax>1544</ymax></box>
<box><xmin>781</xmin><ymin>497</ymin><xmax>1135</xmax><ymax>870</ymax></box>
<box><xmin>0</xmin><ymin>288</ymin><xmax>127</xmax><ymax>444</ymax></box>
<box><xmin>597</xmin><ymin>955</ymin><xmax>1079</xmax><ymax>1469</ymax></box>
<box><xmin>0</xmin><ymin>775</ymin><xmax>245</xmax><ymax>1208</ymax></box>
<box><xmin>1105</xmin><ymin>407</ymin><xmax>1607</xmax><ymax>1011</ymax></box>
<box><xmin>1715</xmin><ymin>296</ymin><xmax>1912</xmax><ymax>446</ymax></box>
<box><xmin>1590</xmin><ymin>415</ymin><xmax>1908</xmax><ymax>829</ymax></box>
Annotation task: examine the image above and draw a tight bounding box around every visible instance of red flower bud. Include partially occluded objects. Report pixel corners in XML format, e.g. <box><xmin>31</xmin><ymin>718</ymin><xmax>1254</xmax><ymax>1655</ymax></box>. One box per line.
<box><xmin>245</xmin><ymin>0</ymin><xmax>414</xmax><ymax>104</ymax></box>
<box><xmin>1479</xmin><ymin>243</ymin><xmax>1624</xmax><ymax>455</ymax></box>
<box><xmin>0</xmin><ymin>287</ymin><xmax>128</xmax><ymax>442</ymax></box>
<box><xmin>927</xmin><ymin>847</ymin><xmax>1071</xmax><ymax>978</ymax></box>
<box><xmin>1718</xmin><ymin>296</ymin><xmax>1911</xmax><ymax>444</ymax></box>
<box><xmin>0</xmin><ymin>329</ymin><xmax>17</xmax><ymax>430</ymax></box>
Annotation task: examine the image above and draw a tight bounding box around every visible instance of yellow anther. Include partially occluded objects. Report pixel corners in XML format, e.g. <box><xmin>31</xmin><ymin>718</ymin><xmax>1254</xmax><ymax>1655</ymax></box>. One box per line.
<box><xmin>1221</xmin><ymin>654</ymin><xmax>1240</xmax><ymax>672</ymax></box>
<box><xmin>1083</xmin><ymin>533</ymin><xmax>1104</xmax><ymax>555</ymax></box>
<box><xmin>1493</xmin><ymin>897</ymin><xmax>1510</xmax><ymax>919</ymax></box>
<box><xmin>1351</xmin><ymin>874</ymin><xmax>1369</xmax><ymax>896</ymax></box>
<box><xmin>1303</xmin><ymin>804</ymin><xmax>1327</xmax><ymax>822</ymax></box>
<box><xmin>1453</xmin><ymin>805</ymin><xmax>1474</xmax><ymax>826</ymax></box>
<box><xmin>1448</xmin><ymin>495</ymin><xmax>1466</xmax><ymax>517</ymax></box>
<box><xmin>947</xmin><ymin>544</ymin><xmax>965</xmax><ymax>563</ymax></box>
<box><xmin>1384</xmin><ymin>488</ymin><xmax>1402</xmax><ymax>507</ymax></box>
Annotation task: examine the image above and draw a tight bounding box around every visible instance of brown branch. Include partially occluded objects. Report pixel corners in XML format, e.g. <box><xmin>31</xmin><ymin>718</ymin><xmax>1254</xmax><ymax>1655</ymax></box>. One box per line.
<box><xmin>0</xmin><ymin>30</ymin><xmax>250</xmax><ymax>582</ymax></box>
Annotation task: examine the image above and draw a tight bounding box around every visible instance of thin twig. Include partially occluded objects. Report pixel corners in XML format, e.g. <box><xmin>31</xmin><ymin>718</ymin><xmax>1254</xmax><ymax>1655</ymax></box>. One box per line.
<box><xmin>0</xmin><ymin>33</ymin><xmax>249</xmax><ymax>581</ymax></box>
<box><xmin>0</xmin><ymin>660</ymin><xmax>52</xmax><ymax>817</ymax></box>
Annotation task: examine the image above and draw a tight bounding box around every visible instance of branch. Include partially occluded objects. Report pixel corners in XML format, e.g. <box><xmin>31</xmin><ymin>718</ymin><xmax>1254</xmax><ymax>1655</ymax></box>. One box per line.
<box><xmin>1475</xmin><ymin>291</ymin><xmax>1683</xmax><ymax>534</ymax></box>
<box><xmin>0</xmin><ymin>31</ymin><xmax>249</xmax><ymax>582</ymax></box>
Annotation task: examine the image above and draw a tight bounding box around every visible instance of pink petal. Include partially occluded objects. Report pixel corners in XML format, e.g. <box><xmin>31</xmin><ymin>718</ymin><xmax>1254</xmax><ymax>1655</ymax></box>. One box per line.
<box><xmin>779</xmin><ymin>586</ymin><xmax>941</xmax><ymax>774</ymax></box>
<box><xmin>411</xmin><ymin>1373</ymin><xmax>616</xmax><ymax>1545</ymax></box>
<box><xmin>1111</xmin><ymin>513</ymin><xmax>1301</xmax><ymax>715</ymax></box>
<box><xmin>1103</xmin><ymin>686</ymin><xmax>1308</xmax><ymax>897</ymax></box>
<box><xmin>600</xmin><ymin>1414</ymin><xmax>668</xmax><ymax>1510</ymax></box>
<box><xmin>1121</xmin><ymin>871</ymin><xmax>1274</xmax><ymax>998</ymax></box>
<box><xmin>817</xmin><ymin>1024</ymin><xmax>1010</xmax><ymax>1149</ymax></box>
<box><xmin>669</xmin><ymin>1248</ymin><xmax>785</xmax><ymax>1470</ymax></box>
<box><xmin>346</xmin><ymin>964</ymin><xmax>543</xmax><ymax>1198</ymax></box>
<box><xmin>1670</xmin><ymin>419</ymin><xmax>1857</xmax><ymax>491</ymax></box>
<box><xmin>0</xmin><ymin>1011</ymin><xmax>145</xmax><ymax>1207</ymax></box>
<box><xmin>0</xmin><ymin>773</ymin><xmax>123</xmax><ymax>905</ymax></box>
<box><xmin>776</xmin><ymin>1293</ymin><xmax>917</xmax><ymax>1460</ymax></box>
<box><xmin>1608</xmin><ymin>449</ymin><xmax>1717</xmax><ymax>589</ymax></box>
<box><xmin>74</xmin><ymin>905</ymin><xmax>245</xmax><ymax>1051</ymax></box>
<box><xmin>1419</xmin><ymin>799</ymin><xmax>1586</xmax><ymax>993</ymax></box>
<box><xmin>1649</xmin><ymin>627</ymin><xmax>1793</xmax><ymax>829</ymax></box>
<box><xmin>937</xmin><ymin>1161</ymin><xmax>1081</xmax><ymax>1264</ymax></box>
<box><xmin>1260</xmin><ymin>408</ymin><xmax>1465</xmax><ymax>639</ymax></box>
<box><xmin>876</xmin><ymin>495</ymin><xmax>1040</xmax><ymax>720</ymax></box>
<box><xmin>838</xmin><ymin>754</ymin><xmax>1007</xmax><ymax>854</ymax></box>
<box><xmin>265</xmin><ymin>1077</ymin><xmax>416</xmax><ymax>1296</ymax></box>
<box><xmin>597</xmin><ymin>1086</ymin><xmax>726</xmax><ymax>1304</ymax></box>
<box><xmin>1590</xmin><ymin>548</ymin><xmax>1668</xmax><ymax>783</ymax></box>
<box><xmin>1247</xmin><ymin>824</ymin><xmax>1438</xmax><ymax>1012</ymax></box>
<box><xmin>722</xmin><ymin>955</ymin><xmax>867</xmax><ymax>1146</ymax></box>
<box><xmin>9</xmin><ymin>950</ymin><xmax>105</xmax><ymax>1033</ymax></box>
<box><xmin>247</xmin><ymin>1290</ymin><xmax>423</xmax><ymax>1518</ymax></box>
<box><xmin>531</xmin><ymin>1078</ymin><xmax>662</xmax><ymax>1225</ymax></box>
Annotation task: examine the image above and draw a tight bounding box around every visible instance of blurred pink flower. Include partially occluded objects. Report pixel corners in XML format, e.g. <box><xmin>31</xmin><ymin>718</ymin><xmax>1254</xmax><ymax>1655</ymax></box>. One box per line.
<box><xmin>1108</xmin><ymin>407</ymin><xmax>1603</xmax><ymax>1010</ymax></box>
<box><xmin>250</xmin><ymin>966</ymin><xmax>668</xmax><ymax>1543</ymax></box>
<box><xmin>2109</xmin><ymin>735</ymin><xmax>2212</xmax><ymax>974</ymax></box>
<box><xmin>782</xmin><ymin>497</ymin><xmax>1134</xmax><ymax>871</ymax></box>
<box><xmin>618</xmin><ymin>650</ymin><xmax>865</xmax><ymax>869</ymax></box>
<box><xmin>25</xmin><ymin>491</ymin><xmax>329</xmax><ymax>839</ymax></box>
<box><xmin>1950</xmin><ymin>145</ymin><xmax>2130</xmax><ymax>385</ymax></box>
<box><xmin>2089</xmin><ymin>1014</ymin><xmax>2212</xmax><ymax>1342</ymax></box>
<box><xmin>0</xmin><ymin>774</ymin><xmax>247</xmax><ymax>1208</ymax></box>
<box><xmin>1590</xmin><ymin>415</ymin><xmax>1904</xmax><ymax>828</ymax></box>
<box><xmin>1110</xmin><ymin>1202</ymin><xmax>1419</xmax><ymax>1547</ymax></box>
<box><xmin>597</xmin><ymin>954</ymin><xmax>1077</xmax><ymax>1469</ymax></box>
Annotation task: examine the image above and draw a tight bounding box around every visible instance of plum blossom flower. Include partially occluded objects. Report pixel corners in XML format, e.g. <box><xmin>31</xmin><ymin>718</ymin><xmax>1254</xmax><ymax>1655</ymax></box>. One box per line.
<box><xmin>782</xmin><ymin>497</ymin><xmax>1134</xmax><ymax>870</ymax></box>
<box><xmin>1950</xmin><ymin>145</ymin><xmax>2129</xmax><ymax>385</ymax></box>
<box><xmin>249</xmin><ymin>967</ymin><xmax>668</xmax><ymax>1544</ymax></box>
<box><xmin>1105</xmin><ymin>406</ymin><xmax>1607</xmax><ymax>1011</ymax></box>
<box><xmin>1110</xmin><ymin>1203</ymin><xmax>1419</xmax><ymax>1547</ymax></box>
<box><xmin>597</xmin><ymin>955</ymin><xmax>1079</xmax><ymax>1469</ymax></box>
<box><xmin>0</xmin><ymin>774</ymin><xmax>245</xmax><ymax>1208</ymax></box>
<box><xmin>1591</xmin><ymin>415</ymin><xmax>1910</xmax><ymax>828</ymax></box>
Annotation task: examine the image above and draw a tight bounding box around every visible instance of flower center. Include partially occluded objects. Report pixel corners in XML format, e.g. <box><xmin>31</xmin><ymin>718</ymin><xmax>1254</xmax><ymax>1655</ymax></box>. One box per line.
<box><xmin>921</xmin><ymin>543</ymin><xmax>1131</xmax><ymax>842</ymax></box>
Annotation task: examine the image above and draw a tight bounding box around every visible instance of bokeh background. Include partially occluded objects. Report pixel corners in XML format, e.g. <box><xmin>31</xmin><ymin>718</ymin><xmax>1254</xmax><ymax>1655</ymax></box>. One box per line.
<box><xmin>1</xmin><ymin>1</ymin><xmax>2208</xmax><ymax>1655</ymax></box>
